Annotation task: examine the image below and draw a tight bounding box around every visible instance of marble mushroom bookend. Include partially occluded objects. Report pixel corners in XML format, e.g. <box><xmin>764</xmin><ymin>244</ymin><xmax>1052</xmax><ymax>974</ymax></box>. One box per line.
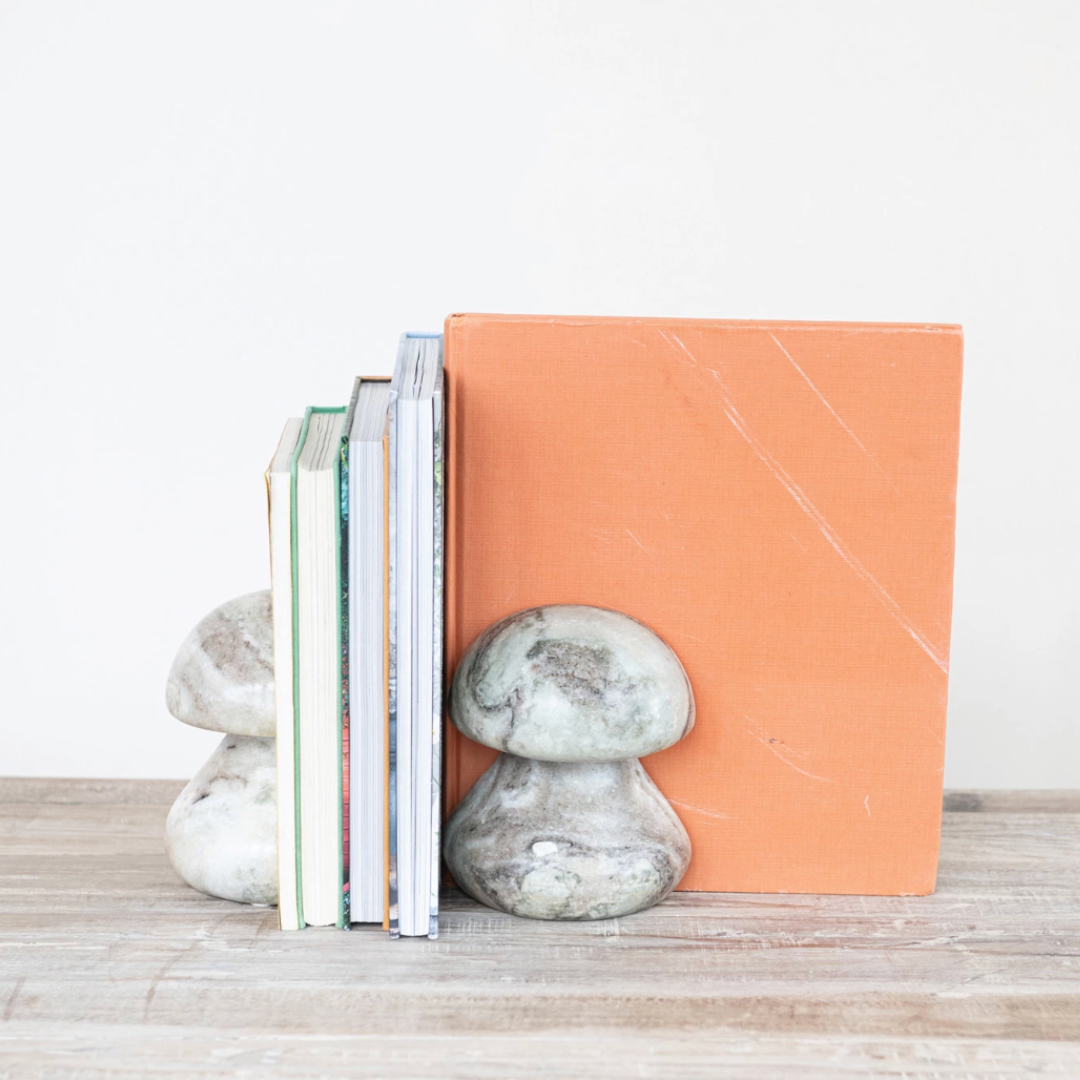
<box><xmin>164</xmin><ymin>591</ymin><xmax>278</xmax><ymax>906</ymax></box>
<box><xmin>444</xmin><ymin>604</ymin><xmax>694</xmax><ymax>920</ymax></box>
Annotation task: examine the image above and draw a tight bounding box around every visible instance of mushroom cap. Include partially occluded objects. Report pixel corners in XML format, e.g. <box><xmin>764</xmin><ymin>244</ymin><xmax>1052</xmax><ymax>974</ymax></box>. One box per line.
<box><xmin>450</xmin><ymin>605</ymin><xmax>694</xmax><ymax>762</ymax></box>
<box><xmin>166</xmin><ymin>590</ymin><xmax>275</xmax><ymax>737</ymax></box>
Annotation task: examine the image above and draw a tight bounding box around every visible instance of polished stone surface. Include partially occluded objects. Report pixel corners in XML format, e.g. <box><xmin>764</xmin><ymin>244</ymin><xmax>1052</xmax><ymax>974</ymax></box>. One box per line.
<box><xmin>166</xmin><ymin>590</ymin><xmax>275</xmax><ymax>737</ymax></box>
<box><xmin>165</xmin><ymin>734</ymin><xmax>277</xmax><ymax>905</ymax></box>
<box><xmin>444</xmin><ymin>753</ymin><xmax>691</xmax><ymax>920</ymax></box>
<box><xmin>450</xmin><ymin>605</ymin><xmax>694</xmax><ymax>762</ymax></box>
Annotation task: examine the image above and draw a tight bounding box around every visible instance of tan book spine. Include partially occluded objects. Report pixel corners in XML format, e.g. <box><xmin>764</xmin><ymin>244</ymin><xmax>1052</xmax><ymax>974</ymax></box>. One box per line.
<box><xmin>382</xmin><ymin>430</ymin><xmax>391</xmax><ymax>932</ymax></box>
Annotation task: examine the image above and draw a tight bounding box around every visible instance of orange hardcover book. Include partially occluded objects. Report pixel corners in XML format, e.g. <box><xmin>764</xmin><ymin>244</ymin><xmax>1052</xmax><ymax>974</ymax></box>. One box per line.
<box><xmin>443</xmin><ymin>313</ymin><xmax>963</xmax><ymax>896</ymax></box>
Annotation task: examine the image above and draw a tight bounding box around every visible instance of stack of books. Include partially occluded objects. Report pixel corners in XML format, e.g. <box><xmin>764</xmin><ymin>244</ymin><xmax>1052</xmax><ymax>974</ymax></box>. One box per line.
<box><xmin>266</xmin><ymin>333</ymin><xmax>444</xmax><ymax>937</ymax></box>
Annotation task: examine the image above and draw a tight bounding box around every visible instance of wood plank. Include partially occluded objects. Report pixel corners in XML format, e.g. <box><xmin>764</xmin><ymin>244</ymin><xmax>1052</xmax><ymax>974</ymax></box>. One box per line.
<box><xmin>0</xmin><ymin>778</ymin><xmax>184</xmax><ymax>805</ymax></box>
<box><xmin>1</xmin><ymin>1023</ymin><xmax>1078</xmax><ymax>1079</ymax></box>
<box><xmin>0</xmin><ymin>781</ymin><xmax>1078</xmax><ymax>1077</ymax></box>
<box><xmin>943</xmin><ymin>790</ymin><xmax>1080</xmax><ymax>813</ymax></box>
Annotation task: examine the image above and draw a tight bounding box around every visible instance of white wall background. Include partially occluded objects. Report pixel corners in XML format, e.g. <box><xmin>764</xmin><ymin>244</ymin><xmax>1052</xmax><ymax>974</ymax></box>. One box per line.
<box><xmin>1</xmin><ymin>1</ymin><xmax>1076</xmax><ymax>786</ymax></box>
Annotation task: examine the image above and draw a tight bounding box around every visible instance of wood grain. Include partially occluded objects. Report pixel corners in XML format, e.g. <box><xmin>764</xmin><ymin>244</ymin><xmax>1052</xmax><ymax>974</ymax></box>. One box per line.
<box><xmin>0</xmin><ymin>781</ymin><xmax>1078</xmax><ymax>1078</ymax></box>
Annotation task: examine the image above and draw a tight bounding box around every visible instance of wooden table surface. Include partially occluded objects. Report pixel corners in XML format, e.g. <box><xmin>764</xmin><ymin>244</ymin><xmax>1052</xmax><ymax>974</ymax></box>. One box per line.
<box><xmin>0</xmin><ymin>780</ymin><xmax>1077</xmax><ymax>1078</ymax></box>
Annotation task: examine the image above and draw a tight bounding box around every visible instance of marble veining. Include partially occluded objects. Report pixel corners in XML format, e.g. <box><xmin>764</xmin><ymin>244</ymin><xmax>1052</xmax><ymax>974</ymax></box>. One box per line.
<box><xmin>165</xmin><ymin>734</ymin><xmax>277</xmax><ymax>906</ymax></box>
<box><xmin>444</xmin><ymin>754</ymin><xmax>690</xmax><ymax>920</ymax></box>
<box><xmin>445</xmin><ymin>604</ymin><xmax>695</xmax><ymax>921</ymax></box>
<box><xmin>166</xmin><ymin>590</ymin><xmax>275</xmax><ymax>738</ymax></box>
<box><xmin>450</xmin><ymin>605</ymin><xmax>694</xmax><ymax>762</ymax></box>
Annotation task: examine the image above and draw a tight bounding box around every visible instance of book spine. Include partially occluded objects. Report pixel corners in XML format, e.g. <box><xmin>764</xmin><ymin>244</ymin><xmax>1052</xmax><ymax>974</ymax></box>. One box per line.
<box><xmin>268</xmin><ymin>460</ymin><xmax>301</xmax><ymax>931</ymax></box>
<box><xmin>340</xmin><ymin>380</ymin><xmax>361</xmax><ymax>927</ymax></box>
<box><xmin>386</xmin><ymin>388</ymin><xmax>400</xmax><ymax>940</ymax></box>
<box><xmin>288</xmin><ymin>409</ymin><xmax>314</xmax><ymax>930</ymax></box>
<box><xmin>382</xmin><ymin>431</ymin><xmax>391</xmax><ymax>931</ymax></box>
<box><xmin>338</xmin><ymin>432</ymin><xmax>350</xmax><ymax>929</ymax></box>
<box><xmin>429</xmin><ymin>359</ymin><xmax>445</xmax><ymax>940</ymax></box>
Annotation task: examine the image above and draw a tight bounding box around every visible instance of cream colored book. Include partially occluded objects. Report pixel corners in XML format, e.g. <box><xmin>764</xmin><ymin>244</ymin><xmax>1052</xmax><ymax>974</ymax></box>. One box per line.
<box><xmin>266</xmin><ymin>417</ymin><xmax>303</xmax><ymax>931</ymax></box>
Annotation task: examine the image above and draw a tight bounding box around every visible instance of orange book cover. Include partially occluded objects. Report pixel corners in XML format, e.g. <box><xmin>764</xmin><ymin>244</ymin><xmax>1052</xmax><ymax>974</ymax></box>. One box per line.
<box><xmin>443</xmin><ymin>313</ymin><xmax>963</xmax><ymax>896</ymax></box>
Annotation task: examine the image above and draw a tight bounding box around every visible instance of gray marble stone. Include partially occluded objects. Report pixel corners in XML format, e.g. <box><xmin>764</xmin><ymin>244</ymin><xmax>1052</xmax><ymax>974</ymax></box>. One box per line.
<box><xmin>444</xmin><ymin>754</ymin><xmax>690</xmax><ymax>920</ymax></box>
<box><xmin>166</xmin><ymin>590</ymin><xmax>275</xmax><ymax>737</ymax></box>
<box><xmin>450</xmin><ymin>605</ymin><xmax>694</xmax><ymax>762</ymax></box>
<box><xmin>165</xmin><ymin>734</ymin><xmax>277</xmax><ymax>905</ymax></box>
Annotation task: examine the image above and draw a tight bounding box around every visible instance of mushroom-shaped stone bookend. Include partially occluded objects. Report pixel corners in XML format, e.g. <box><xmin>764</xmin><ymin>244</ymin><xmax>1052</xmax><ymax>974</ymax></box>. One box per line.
<box><xmin>444</xmin><ymin>605</ymin><xmax>694</xmax><ymax>920</ymax></box>
<box><xmin>164</xmin><ymin>591</ymin><xmax>278</xmax><ymax>906</ymax></box>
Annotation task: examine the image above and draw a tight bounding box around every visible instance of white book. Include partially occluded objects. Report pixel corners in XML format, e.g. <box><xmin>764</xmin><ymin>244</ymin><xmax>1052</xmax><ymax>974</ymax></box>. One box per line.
<box><xmin>296</xmin><ymin>408</ymin><xmax>347</xmax><ymax>928</ymax></box>
<box><xmin>347</xmin><ymin>378</ymin><xmax>392</xmax><ymax>924</ymax></box>
<box><xmin>267</xmin><ymin>417</ymin><xmax>303</xmax><ymax>931</ymax></box>
<box><xmin>388</xmin><ymin>334</ymin><xmax>444</xmax><ymax>939</ymax></box>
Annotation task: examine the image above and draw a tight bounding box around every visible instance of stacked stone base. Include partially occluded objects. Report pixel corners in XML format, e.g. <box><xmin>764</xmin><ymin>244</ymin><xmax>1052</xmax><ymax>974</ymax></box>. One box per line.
<box><xmin>443</xmin><ymin>605</ymin><xmax>694</xmax><ymax>921</ymax></box>
<box><xmin>444</xmin><ymin>755</ymin><xmax>689</xmax><ymax>920</ymax></box>
<box><xmin>164</xmin><ymin>592</ymin><xmax>278</xmax><ymax>906</ymax></box>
